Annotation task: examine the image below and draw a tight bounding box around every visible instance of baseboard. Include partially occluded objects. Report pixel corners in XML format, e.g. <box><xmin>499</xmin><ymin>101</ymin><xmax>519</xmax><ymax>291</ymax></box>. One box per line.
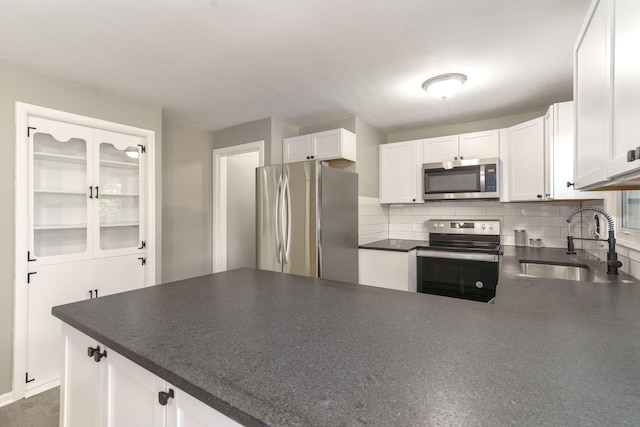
<box><xmin>0</xmin><ymin>391</ymin><xmax>14</xmax><ymax>408</ymax></box>
<box><xmin>24</xmin><ymin>379</ymin><xmax>60</xmax><ymax>399</ymax></box>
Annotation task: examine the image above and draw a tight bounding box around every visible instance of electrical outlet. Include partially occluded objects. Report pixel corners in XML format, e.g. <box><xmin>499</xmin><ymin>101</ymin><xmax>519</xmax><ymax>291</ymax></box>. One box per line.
<box><xmin>407</xmin><ymin>221</ymin><xmax>416</xmax><ymax>231</ymax></box>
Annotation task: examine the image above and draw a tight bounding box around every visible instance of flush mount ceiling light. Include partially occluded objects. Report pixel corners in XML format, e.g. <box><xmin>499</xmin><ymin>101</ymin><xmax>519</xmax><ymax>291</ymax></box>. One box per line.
<box><xmin>125</xmin><ymin>147</ymin><xmax>140</xmax><ymax>159</ymax></box>
<box><xmin>422</xmin><ymin>73</ymin><xmax>467</xmax><ymax>99</ymax></box>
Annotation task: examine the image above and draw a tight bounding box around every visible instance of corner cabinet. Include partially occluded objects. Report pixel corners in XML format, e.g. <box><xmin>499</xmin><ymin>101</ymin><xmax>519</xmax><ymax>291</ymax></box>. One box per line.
<box><xmin>283</xmin><ymin>128</ymin><xmax>356</xmax><ymax>163</ymax></box>
<box><xmin>379</xmin><ymin>140</ymin><xmax>423</xmax><ymax>204</ymax></box>
<box><xmin>61</xmin><ymin>324</ymin><xmax>241</xmax><ymax>427</ymax></box>
<box><xmin>14</xmin><ymin>104</ymin><xmax>156</xmax><ymax>399</ymax></box>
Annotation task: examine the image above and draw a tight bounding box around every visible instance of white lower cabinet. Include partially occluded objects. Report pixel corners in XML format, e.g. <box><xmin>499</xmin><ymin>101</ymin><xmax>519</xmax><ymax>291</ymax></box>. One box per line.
<box><xmin>358</xmin><ymin>249</ymin><xmax>417</xmax><ymax>292</ymax></box>
<box><xmin>61</xmin><ymin>324</ymin><xmax>241</xmax><ymax>427</ymax></box>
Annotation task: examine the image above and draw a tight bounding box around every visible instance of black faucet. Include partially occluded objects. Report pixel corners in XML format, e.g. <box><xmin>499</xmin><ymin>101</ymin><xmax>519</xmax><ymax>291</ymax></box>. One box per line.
<box><xmin>566</xmin><ymin>207</ymin><xmax>622</xmax><ymax>275</ymax></box>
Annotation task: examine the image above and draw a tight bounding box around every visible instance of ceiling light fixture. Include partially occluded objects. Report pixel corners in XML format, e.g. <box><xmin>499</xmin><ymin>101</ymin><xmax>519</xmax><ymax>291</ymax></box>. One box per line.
<box><xmin>422</xmin><ymin>73</ymin><xmax>467</xmax><ymax>99</ymax></box>
<box><xmin>125</xmin><ymin>147</ymin><xmax>140</xmax><ymax>159</ymax></box>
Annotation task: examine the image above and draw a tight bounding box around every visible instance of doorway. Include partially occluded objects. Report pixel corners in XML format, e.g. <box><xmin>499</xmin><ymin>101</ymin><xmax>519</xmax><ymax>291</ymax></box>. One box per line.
<box><xmin>212</xmin><ymin>141</ymin><xmax>264</xmax><ymax>272</ymax></box>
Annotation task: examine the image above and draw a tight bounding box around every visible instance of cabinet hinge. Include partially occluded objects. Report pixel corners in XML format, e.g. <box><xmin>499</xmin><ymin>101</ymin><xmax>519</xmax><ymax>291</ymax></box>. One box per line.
<box><xmin>138</xmin><ymin>241</ymin><xmax>146</xmax><ymax>249</ymax></box>
<box><xmin>138</xmin><ymin>257</ymin><xmax>146</xmax><ymax>266</ymax></box>
<box><xmin>138</xmin><ymin>144</ymin><xmax>146</xmax><ymax>154</ymax></box>
<box><xmin>158</xmin><ymin>388</ymin><xmax>174</xmax><ymax>406</ymax></box>
<box><xmin>28</xmin><ymin>251</ymin><xmax>37</xmax><ymax>262</ymax></box>
<box><xmin>27</xmin><ymin>126</ymin><xmax>36</xmax><ymax>137</ymax></box>
<box><xmin>27</xmin><ymin>272</ymin><xmax>37</xmax><ymax>284</ymax></box>
<box><xmin>25</xmin><ymin>372</ymin><xmax>35</xmax><ymax>384</ymax></box>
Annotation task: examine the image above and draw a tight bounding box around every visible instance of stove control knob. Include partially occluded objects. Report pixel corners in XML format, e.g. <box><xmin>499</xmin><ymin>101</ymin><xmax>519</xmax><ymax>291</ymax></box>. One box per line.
<box><xmin>489</xmin><ymin>223</ymin><xmax>494</xmax><ymax>230</ymax></box>
<box><xmin>439</xmin><ymin>223</ymin><xmax>444</xmax><ymax>228</ymax></box>
<box><xmin>481</xmin><ymin>223</ymin><xmax>486</xmax><ymax>230</ymax></box>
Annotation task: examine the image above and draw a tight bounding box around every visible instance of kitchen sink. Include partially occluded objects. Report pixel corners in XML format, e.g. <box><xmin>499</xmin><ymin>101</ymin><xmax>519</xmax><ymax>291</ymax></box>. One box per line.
<box><xmin>519</xmin><ymin>260</ymin><xmax>609</xmax><ymax>283</ymax></box>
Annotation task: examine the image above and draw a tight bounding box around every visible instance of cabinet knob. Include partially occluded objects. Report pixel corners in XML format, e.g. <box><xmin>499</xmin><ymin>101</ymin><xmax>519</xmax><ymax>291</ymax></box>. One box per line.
<box><xmin>158</xmin><ymin>389</ymin><xmax>175</xmax><ymax>406</ymax></box>
<box><xmin>412</xmin><ymin>198</ymin><xmax>416</xmax><ymax>202</ymax></box>
<box><xmin>460</xmin><ymin>156</ymin><xmax>463</xmax><ymax>160</ymax></box>
<box><xmin>310</xmin><ymin>155</ymin><xmax>315</xmax><ymax>159</ymax></box>
<box><xmin>454</xmin><ymin>156</ymin><xmax>458</xmax><ymax>160</ymax></box>
<box><xmin>627</xmin><ymin>149</ymin><xmax>637</xmax><ymax>162</ymax></box>
<box><xmin>537</xmin><ymin>194</ymin><xmax>543</xmax><ymax>199</ymax></box>
<box><xmin>306</xmin><ymin>156</ymin><xmax>310</xmax><ymax>159</ymax></box>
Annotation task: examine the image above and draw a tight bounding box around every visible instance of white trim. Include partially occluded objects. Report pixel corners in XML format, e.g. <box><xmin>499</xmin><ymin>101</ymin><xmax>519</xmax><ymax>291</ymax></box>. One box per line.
<box><xmin>212</xmin><ymin>141</ymin><xmax>264</xmax><ymax>273</ymax></box>
<box><xmin>13</xmin><ymin>102</ymin><xmax>157</xmax><ymax>401</ymax></box>
<box><xmin>0</xmin><ymin>391</ymin><xmax>14</xmax><ymax>408</ymax></box>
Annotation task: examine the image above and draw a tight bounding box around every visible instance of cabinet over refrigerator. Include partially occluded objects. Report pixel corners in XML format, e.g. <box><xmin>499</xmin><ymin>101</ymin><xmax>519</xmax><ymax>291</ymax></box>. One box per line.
<box><xmin>256</xmin><ymin>161</ymin><xmax>358</xmax><ymax>283</ymax></box>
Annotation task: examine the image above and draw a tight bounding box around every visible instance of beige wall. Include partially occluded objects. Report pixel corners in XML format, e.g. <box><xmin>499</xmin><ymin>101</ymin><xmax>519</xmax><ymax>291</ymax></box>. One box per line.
<box><xmin>354</xmin><ymin>117</ymin><xmax>384</xmax><ymax>198</ymax></box>
<box><xmin>300</xmin><ymin>116</ymin><xmax>382</xmax><ymax>197</ymax></box>
<box><xmin>213</xmin><ymin>118</ymin><xmax>273</xmax><ymax>164</ymax></box>
<box><xmin>162</xmin><ymin>118</ymin><xmax>214</xmax><ymax>283</ymax></box>
<box><xmin>0</xmin><ymin>58</ymin><xmax>163</xmax><ymax>396</ymax></box>
<box><xmin>386</xmin><ymin>110</ymin><xmax>546</xmax><ymax>143</ymax></box>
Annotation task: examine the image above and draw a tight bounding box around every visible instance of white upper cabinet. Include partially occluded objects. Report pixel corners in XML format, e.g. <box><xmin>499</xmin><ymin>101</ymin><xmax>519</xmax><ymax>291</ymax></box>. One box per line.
<box><xmin>422</xmin><ymin>135</ymin><xmax>459</xmax><ymax>163</ymax></box>
<box><xmin>458</xmin><ymin>130</ymin><xmax>501</xmax><ymax>160</ymax></box>
<box><xmin>546</xmin><ymin>101</ymin><xmax>603</xmax><ymax>200</ymax></box>
<box><xmin>422</xmin><ymin>130</ymin><xmax>499</xmax><ymax>163</ymax></box>
<box><xmin>283</xmin><ymin>128</ymin><xmax>356</xmax><ymax>164</ymax></box>
<box><xmin>574</xmin><ymin>0</ymin><xmax>610</xmax><ymax>189</ymax></box>
<box><xmin>574</xmin><ymin>0</ymin><xmax>640</xmax><ymax>188</ymax></box>
<box><xmin>607</xmin><ymin>0</ymin><xmax>640</xmax><ymax>178</ymax></box>
<box><xmin>507</xmin><ymin>117</ymin><xmax>545</xmax><ymax>201</ymax></box>
<box><xmin>29</xmin><ymin>117</ymin><xmax>146</xmax><ymax>265</ymax></box>
<box><xmin>379</xmin><ymin>140</ymin><xmax>423</xmax><ymax>204</ymax></box>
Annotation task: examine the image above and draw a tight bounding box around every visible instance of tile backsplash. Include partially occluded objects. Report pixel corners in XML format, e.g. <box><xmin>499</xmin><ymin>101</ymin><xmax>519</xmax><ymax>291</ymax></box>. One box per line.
<box><xmin>358</xmin><ymin>197</ymin><xmax>640</xmax><ymax>280</ymax></box>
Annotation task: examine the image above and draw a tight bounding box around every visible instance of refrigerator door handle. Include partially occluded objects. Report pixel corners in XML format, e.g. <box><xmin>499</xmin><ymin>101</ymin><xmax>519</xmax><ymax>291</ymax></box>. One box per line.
<box><xmin>275</xmin><ymin>175</ymin><xmax>283</xmax><ymax>265</ymax></box>
<box><xmin>283</xmin><ymin>172</ymin><xmax>292</xmax><ymax>265</ymax></box>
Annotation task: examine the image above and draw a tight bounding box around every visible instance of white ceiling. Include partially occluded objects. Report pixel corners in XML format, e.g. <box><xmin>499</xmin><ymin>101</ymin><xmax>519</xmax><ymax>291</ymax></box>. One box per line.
<box><xmin>0</xmin><ymin>0</ymin><xmax>591</xmax><ymax>133</ymax></box>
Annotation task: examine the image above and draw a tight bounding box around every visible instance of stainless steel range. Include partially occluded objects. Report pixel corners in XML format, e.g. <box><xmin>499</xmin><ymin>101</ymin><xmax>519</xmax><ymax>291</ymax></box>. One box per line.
<box><xmin>417</xmin><ymin>219</ymin><xmax>501</xmax><ymax>302</ymax></box>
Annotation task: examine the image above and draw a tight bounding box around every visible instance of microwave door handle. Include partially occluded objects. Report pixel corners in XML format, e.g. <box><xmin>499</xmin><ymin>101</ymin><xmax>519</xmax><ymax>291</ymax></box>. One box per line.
<box><xmin>479</xmin><ymin>164</ymin><xmax>486</xmax><ymax>192</ymax></box>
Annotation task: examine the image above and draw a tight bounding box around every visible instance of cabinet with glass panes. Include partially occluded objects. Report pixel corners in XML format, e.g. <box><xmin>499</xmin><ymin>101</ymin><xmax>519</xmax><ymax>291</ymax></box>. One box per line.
<box><xmin>30</xmin><ymin>118</ymin><xmax>145</xmax><ymax>265</ymax></box>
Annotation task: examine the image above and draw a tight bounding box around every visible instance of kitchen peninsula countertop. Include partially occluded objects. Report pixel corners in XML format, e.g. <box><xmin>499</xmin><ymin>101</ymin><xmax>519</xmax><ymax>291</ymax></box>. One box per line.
<box><xmin>53</xmin><ymin>260</ymin><xmax>640</xmax><ymax>426</ymax></box>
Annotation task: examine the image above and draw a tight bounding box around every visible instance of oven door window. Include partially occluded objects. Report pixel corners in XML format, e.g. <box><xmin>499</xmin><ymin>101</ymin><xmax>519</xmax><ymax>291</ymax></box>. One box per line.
<box><xmin>424</xmin><ymin>166</ymin><xmax>480</xmax><ymax>194</ymax></box>
<box><xmin>417</xmin><ymin>256</ymin><xmax>498</xmax><ymax>302</ymax></box>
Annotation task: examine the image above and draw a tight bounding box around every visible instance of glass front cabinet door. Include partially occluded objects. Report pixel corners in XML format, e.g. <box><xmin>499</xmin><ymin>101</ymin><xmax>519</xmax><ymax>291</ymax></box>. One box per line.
<box><xmin>28</xmin><ymin>118</ymin><xmax>146</xmax><ymax>265</ymax></box>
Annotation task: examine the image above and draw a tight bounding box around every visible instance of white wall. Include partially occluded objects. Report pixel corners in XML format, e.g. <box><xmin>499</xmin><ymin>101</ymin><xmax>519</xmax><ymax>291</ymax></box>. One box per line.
<box><xmin>227</xmin><ymin>152</ymin><xmax>259</xmax><ymax>269</ymax></box>
<box><xmin>0</xmin><ymin>58</ymin><xmax>163</xmax><ymax>396</ymax></box>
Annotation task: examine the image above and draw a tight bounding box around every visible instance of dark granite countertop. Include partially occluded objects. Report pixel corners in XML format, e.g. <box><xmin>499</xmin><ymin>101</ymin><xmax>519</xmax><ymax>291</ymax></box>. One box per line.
<box><xmin>359</xmin><ymin>238</ymin><xmax>428</xmax><ymax>252</ymax></box>
<box><xmin>53</xmin><ymin>260</ymin><xmax>640</xmax><ymax>426</ymax></box>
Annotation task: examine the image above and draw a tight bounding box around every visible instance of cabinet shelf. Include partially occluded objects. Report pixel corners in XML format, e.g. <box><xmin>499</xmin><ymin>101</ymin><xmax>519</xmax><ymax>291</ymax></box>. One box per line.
<box><xmin>100</xmin><ymin>160</ymin><xmax>139</xmax><ymax>169</ymax></box>
<box><xmin>100</xmin><ymin>193</ymin><xmax>139</xmax><ymax>198</ymax></box>
<box><xmin>34</xmin><ymin>152</ymin><xmax>87</xmax><ymax>164</ymax></box>
<box><xmin>34</xmin><ymin>189</ymin><xmax>87</xmax><ymax>196</ymax></box>
<box><xmin>35</xmin><ymin>224</ymin><xmax>87</xmax><ymax>230</ymax></box>
<box><xmin>100</xmin><ymin>223</ymin><xmax>139</xmax><ymax>228</ymax></box>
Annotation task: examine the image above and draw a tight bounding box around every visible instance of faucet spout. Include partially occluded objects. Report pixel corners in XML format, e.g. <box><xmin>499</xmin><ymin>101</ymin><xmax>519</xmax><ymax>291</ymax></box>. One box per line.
<box><xmin>566</xmin><ymin>207</ymin><xmax>621</xmax><ymax>275</ymax></box>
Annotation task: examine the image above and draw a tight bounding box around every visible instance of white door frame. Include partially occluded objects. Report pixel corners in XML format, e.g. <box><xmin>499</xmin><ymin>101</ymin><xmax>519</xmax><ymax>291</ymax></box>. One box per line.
<box><xmin>212</xmin><ymin>141</ymin><xmax>264</xmax><ymax>273</ymax></box>
<box><xmin>13</xmin><ymin>102</ymin><xmax>157</xmax><ymax>402</ymax></box>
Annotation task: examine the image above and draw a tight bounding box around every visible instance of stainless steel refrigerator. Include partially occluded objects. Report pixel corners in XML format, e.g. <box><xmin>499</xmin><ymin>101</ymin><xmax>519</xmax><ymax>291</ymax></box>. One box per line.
<box><xmin>256</xmin><ymin>161</ymin><xmax>358</xmax><ymax>283</ymax></box>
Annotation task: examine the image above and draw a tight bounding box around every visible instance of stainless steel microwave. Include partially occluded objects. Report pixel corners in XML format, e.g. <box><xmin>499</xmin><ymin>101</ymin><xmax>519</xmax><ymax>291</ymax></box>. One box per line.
<box><xmin>422</xmin><ymin>157</ymin><xmax>499</xmax><ymax>201</ymax></box>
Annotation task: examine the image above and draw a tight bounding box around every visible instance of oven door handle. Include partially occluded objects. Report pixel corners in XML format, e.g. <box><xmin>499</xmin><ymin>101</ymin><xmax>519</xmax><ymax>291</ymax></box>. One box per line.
<box><xmin>417</xmin><ymin>250</ymin><xmax>499</xmax><ymax>263</ymax></box>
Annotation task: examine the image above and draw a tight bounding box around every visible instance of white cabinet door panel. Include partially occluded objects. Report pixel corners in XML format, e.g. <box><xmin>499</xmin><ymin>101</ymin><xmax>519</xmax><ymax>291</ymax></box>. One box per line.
<box><xmin>167</xmin><ymin>387</ymin><xmax>242</xmax><ymax>427</ymax></box>
<box><xmin>104</xmin><ymin>351</ymin><xmax>166</xmax><ymax>427</ymax></box>
<box><xmin>422</xmin><ymin>135</ymin><xmax>459</xmax><ymax>163</ymax></box>
<box><xmin>608</xmin><ymin>0</ymin><xmax>640</xmax><ymax>178</ymax></box>
<box><xmin>458</xmin><ymin>130</ymin><xmax>500</xmax><ymax>160</ymax></box>
<box><xmin>508</xmin><ymin>117</ymin><xmax>545</xmax><ymax>201</ymax></box>
<box><xmin>312</xmin><ymin>129</ymin><xmax>342</xmax><ymax>160</ymax></box>
<box><xmin>283</xmin><ymin>135</ymin><xmax>312</xmax><ymax>163</ymax></box>
<box><xmin>379</xmin><ymin>141</ymin><xmax>421</xmax><ymax>204</ymax></box>
<box><xmin>574</xmin><ymin>0</ymin><xmax>610</xmax><ymax>189</ymax></box>
<box><xmin>61</xmin><ymin>324</ymin><xmax>103</xmax><ymax>427</ymax></box>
